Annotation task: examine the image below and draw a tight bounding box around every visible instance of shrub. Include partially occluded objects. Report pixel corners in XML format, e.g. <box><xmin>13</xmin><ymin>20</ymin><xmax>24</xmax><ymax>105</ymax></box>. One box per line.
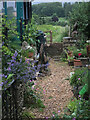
<box><xmin>70</xmin><ymin>68</ymin><xmax>88</xmax><ymax>87</ymax></box>
<box><xmin>65</xmin><ymin>97</ymin><xmax>90</xmax><ymax>119</ymax></box>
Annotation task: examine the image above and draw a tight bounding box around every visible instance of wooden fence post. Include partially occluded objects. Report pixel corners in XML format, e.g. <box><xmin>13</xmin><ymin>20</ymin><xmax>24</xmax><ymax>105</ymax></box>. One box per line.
<box><xmin>50</xmin><ymin>31</ymin><xmax>52</xmax><ymax>44</ymax></box>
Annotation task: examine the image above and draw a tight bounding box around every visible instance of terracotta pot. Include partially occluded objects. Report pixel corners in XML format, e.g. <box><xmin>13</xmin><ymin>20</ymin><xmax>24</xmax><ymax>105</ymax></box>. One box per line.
<box><xmin>87</xmin><ymin>45</ymin><xmax>90</xmax><ymax>57</ymax></box>
<box><xmin>28</xmin><ymin>52</ymin><xmax>34</xmax><ymax>58</ymax></box>
<box><xmin>74</xmin><ymin>59</ymin><xmax>82</xmax><ymax>67</ymax></box>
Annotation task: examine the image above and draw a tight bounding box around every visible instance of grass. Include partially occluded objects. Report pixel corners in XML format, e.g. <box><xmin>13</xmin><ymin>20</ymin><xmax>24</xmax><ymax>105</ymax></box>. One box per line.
<box><xmin>37</xmin><ymin>24</ymin><xmax>69</xmax><ymax>43</ymax></box>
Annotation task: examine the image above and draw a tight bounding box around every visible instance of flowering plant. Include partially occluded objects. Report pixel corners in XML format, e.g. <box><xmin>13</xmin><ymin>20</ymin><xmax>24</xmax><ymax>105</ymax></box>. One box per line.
<box><xmin>78</xmin><ymin>53</ymin><xmax>82</xmax><ymax>57</ymax></box>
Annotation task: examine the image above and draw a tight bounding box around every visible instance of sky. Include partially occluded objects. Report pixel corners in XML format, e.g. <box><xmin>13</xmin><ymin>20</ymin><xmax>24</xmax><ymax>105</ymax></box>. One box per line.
<box><xmin>32</xmin><ymin>0</ymin><xmax>90</xmax><ymax>3</ymax></box>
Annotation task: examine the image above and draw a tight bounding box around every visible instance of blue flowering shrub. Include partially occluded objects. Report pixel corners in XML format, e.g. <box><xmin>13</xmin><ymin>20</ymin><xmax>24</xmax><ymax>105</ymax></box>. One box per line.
<box><xmin>1</xmin><ymin>17</ymin><xmax>50</xmax><ymax>117</ymax></box>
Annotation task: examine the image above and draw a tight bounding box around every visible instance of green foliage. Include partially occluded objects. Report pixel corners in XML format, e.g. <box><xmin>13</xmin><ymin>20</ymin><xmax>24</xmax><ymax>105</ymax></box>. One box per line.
<box><xmin>80</xmin><ymin>48</ymin><xmax>87</xmax><ymax>57</ymax></box>
<box><xmin>68</xmin><ymin>46</ymin><xmax>87</xmax><ymax>58</ymax></box>
<box><xmin>69</xmin><ymin>2</ymin><xmax>89</xmax><ymax>39</ymax></box>
<box><xmin>24</xmin><ymin>81</ymin><xmax>45</xmax><ymax>109</ymax></box>
<box><xmin>32</xmin><ymin>2</ymin><xmax>64</xmax><ymax>17</ymax></box>
<box><xmin>7</xmin><ymin>74</ymin><xmax>14</xmax><ymax>80</ymax></box>
<box><xmin>52</xmin><ymin>13</ymin><xmax>59</xmax><ymax>22</ymax></box>
<box><xmin>23</xmin><ymin>20</ymin><xmax>38</xmax><ymax>45</ymax></box>
<box><xmin>73</xmin><ymin>48</ymin><xmax>80</xmax><ymax>57</ymax></box>
<box><xmin>33</xmin><ymin>14</ymin><xmax>68</xmax><ymax>26</ymax></box>
<box><xmin>32</xmin><ymin>2</ymin><xmax>74</xmax><ymax>18</ymax></box>
<box><xmin>70</xmin><ymin>68</ymin><xmax>88</xmax><ymax>87</ymax></box>
<box><xmin>36</xmin><ymin>99</ymin><xmax>45</xmax><ymax>108</ymax></box>
<box><xmin>22</xmin><ymin>111</ymin><xmax>35</xmax><ymax>119</ymax></box>
<box><xmin>2</xmin><ymin>16</ymin><xmax>20</xmax><ymax>48</ymax></box>
<box><xmin>2</xmin><ymin>45</ymin><xmax>13</xmax><ymax>56</ymax></box>
<box><xmin>65</xmin><ymin>97</ymin><xmax>90</xmax><ymax>119</ymax></box>
<box><xmin>64</xmin><ymin>2</ymin><xmax>73</xmax><ymax>18</ymax></box>
<box><xmin>68</xmin><ymin>98</ymin><xmax>79</xmax><ymax>113</ymax></box>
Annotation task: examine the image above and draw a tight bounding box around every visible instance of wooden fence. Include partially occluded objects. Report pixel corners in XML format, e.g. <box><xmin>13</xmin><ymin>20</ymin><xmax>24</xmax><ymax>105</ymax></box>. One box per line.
<box><xmin>2</xmin><ymin>80</ymin><xmax>25</xmax><ymax>120</ymax></box>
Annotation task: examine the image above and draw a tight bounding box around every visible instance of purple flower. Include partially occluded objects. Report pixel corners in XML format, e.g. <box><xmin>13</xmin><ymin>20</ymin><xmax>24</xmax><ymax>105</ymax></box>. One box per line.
<box><xmin>11</xmin><ymin>63</ymin><xmax>14</xmax><ymax>66</ymax></box>
<box><xmin>78</xmin><ymin>78</ymin><xmax>80</xmax><ymax>80</ymax></box>
<box><xmin>12</xmin><ymin>56</ymin><xmax>15</xmax><ymax>59</ymax></box>
<box><xmin>20</xmin><ymin>58</ymin><xmax>22</xmax><ymax>62</ymax></box>
<box><xmin>11</xmin><ymin>59</ymin><xmax>15</xmax><ymax>63</ymax></box>
<box><xmin>0</xmin><ymin>82</ymin><xmax>3</xmax><ymax>86</ymax></box>
<box><xmin>5</xmin><ymin>75</ymin><xmax>7</xmax><ymax>78</ymax></box>
<box><xmin>32</xmin><ymin>86</ymin><xmax>34</xmax><ymax>89</ymax></box>
<box><xmin>52</xmin><ymin>114</ymin><xmax>55</xmax><ymax>117</ymax></box>
<box><xmin>34</xmin><ymin>83</ymin><xmax>37</xmax><ymax>85</ymax></box>
<box><xmin>72</xmin><ymin>117</ymin><xmax>76</xmax><ymax>120</ymax></box>
<box><xmin>14</xmin><ymin>51</ymin><xmax>18</xmax><ymax>57</ymax></box>
<box><xmin>0</xmin><ymin>74</ymin><xmax>2</xmax><ymax>77</ymax></box>
<box><xmin>8</xmin><ymin>67</ymin><xmax>11</xmax><ymax>71</ymax></box>
<box><xmin>4</xmin><ymin>80</ymin><xmax>8</xmax><ymax>84</ymax></box>
<box><xmin>7</xmin><ymin>62</ymin><xmax>11</xmax><ymax>65</ymax></box>
<box><xmin>46</xmin><ymin>117</ymin><xmax>48</xmax><ymax>119</ymax></box>
<box><xmin>79</xmin><ymin>95</ymin><xmax>81</xmax><ymax>98</ymax></box>
<box><xmin>58</xmin><ymin>110</ymin><xmax>60</xmax><ymax>113</ymax></box>
<box><xmin>2</xmin><ymin>41</ymin><xmax>4</xmax><ymax>45</ymax></box>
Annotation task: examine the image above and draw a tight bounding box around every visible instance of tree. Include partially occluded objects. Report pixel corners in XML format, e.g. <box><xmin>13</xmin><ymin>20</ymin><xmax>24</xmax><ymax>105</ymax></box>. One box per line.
<box><xmin>52</xmin><ymin>13</ymin><xmax>59</xmax><ymax>22</ymax></box>
<box><xmin>69</xmin><ymin>2</ymin><xmax>89</xmax><ymax>39</ymax></box>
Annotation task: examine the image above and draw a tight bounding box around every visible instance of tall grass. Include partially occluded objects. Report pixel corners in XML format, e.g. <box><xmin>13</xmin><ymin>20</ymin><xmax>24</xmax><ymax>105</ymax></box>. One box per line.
<box><xmin>37</xmin><ymin>25</ymin><xmax>69</xmax><ymax>43</ymax></box>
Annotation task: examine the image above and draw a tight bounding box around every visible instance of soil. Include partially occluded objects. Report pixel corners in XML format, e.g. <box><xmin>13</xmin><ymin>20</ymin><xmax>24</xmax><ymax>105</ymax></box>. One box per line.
<box><xmin>27</xmin><ymin>59</ymin><xmax>74</xmax><ymax>118</ymax></box>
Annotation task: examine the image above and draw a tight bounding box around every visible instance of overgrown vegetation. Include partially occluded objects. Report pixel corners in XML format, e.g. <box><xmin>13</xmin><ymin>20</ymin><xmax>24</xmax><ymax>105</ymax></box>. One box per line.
<box><xmin>37</xmin><ymin>24</ymin><xmax>69</xmax><ymax>43</ymax></box>
<box><xmin>69</xmin><ymin>2</ymin><xmax>90</xmax><ymax>39</ymax></box>
<box><xmin>1</xmin><ymin>16</ymin><xmax>46</xmax><ymax>118</ymax></box>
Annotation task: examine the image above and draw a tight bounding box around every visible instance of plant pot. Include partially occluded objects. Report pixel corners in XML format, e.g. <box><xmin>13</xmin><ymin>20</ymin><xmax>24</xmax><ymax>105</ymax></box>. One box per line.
<box><xmin>68</xmin><ymin>60</ymin><xmax>74</xmax><ymax>66</ymax></box>
<box><xmin>28</xmin><ymin>52</ymin><xmax>34</xmax><ymax>58</ymax></box>
<box><xmin>74</xmin><ymin>59</ymin><xmax>82</xmax><ymax>67</ymax></box>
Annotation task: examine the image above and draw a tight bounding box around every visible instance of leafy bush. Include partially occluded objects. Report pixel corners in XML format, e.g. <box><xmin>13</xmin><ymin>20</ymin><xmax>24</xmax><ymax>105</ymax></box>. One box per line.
<box><xmin>69</xmin><ymin>2</ymin><xmax>89</xmax><ymax>39</ymax></box>
<box><xmin>70</xmin><ymin>68</ymin><xmax>88</xmax><ymax>87</ymax></box>
<box><xmin>64</xmin><ymin>97</ymin><xmax>90</xmax><ymax>119</ymax></box>
<box><xmin>24</xmin><ymin>81</ymin><xmax>45</xmax><ymax>109</ymax></box>
<box><xmin>23</xmin><ymin>20</ymin><xmax>38</xmax><ymax>46</ymax></box>
<box><xmin>52</xmin><ymin>14</ymin><xmax>59</xmax><ymax>22</ymax></box>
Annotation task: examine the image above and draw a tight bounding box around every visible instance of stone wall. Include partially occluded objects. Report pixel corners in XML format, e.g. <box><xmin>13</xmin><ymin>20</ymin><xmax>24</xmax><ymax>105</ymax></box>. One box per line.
<box><xmin>2</xmin><ymin>80</ymin><xmax>25</xmax><ymax>120</ymax></box>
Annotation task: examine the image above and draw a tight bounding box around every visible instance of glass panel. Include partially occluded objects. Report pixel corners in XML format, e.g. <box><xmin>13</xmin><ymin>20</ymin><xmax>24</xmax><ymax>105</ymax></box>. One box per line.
<box><xmin>0</xmin><ymin>2</ymin><xmax>4</xmax><ymax>15</ymax></box>
<box><xmin>7</xmin><ymin>1</ymin><xmax>16</xmax><ymax>19</ymax></box>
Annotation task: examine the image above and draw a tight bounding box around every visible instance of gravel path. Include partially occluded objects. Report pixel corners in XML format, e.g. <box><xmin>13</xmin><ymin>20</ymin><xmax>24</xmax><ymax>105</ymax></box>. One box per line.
<box><xmin>28</xmin><ymin>59</ymin><xmax>74</xmax><ymax>118</ymax></box>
